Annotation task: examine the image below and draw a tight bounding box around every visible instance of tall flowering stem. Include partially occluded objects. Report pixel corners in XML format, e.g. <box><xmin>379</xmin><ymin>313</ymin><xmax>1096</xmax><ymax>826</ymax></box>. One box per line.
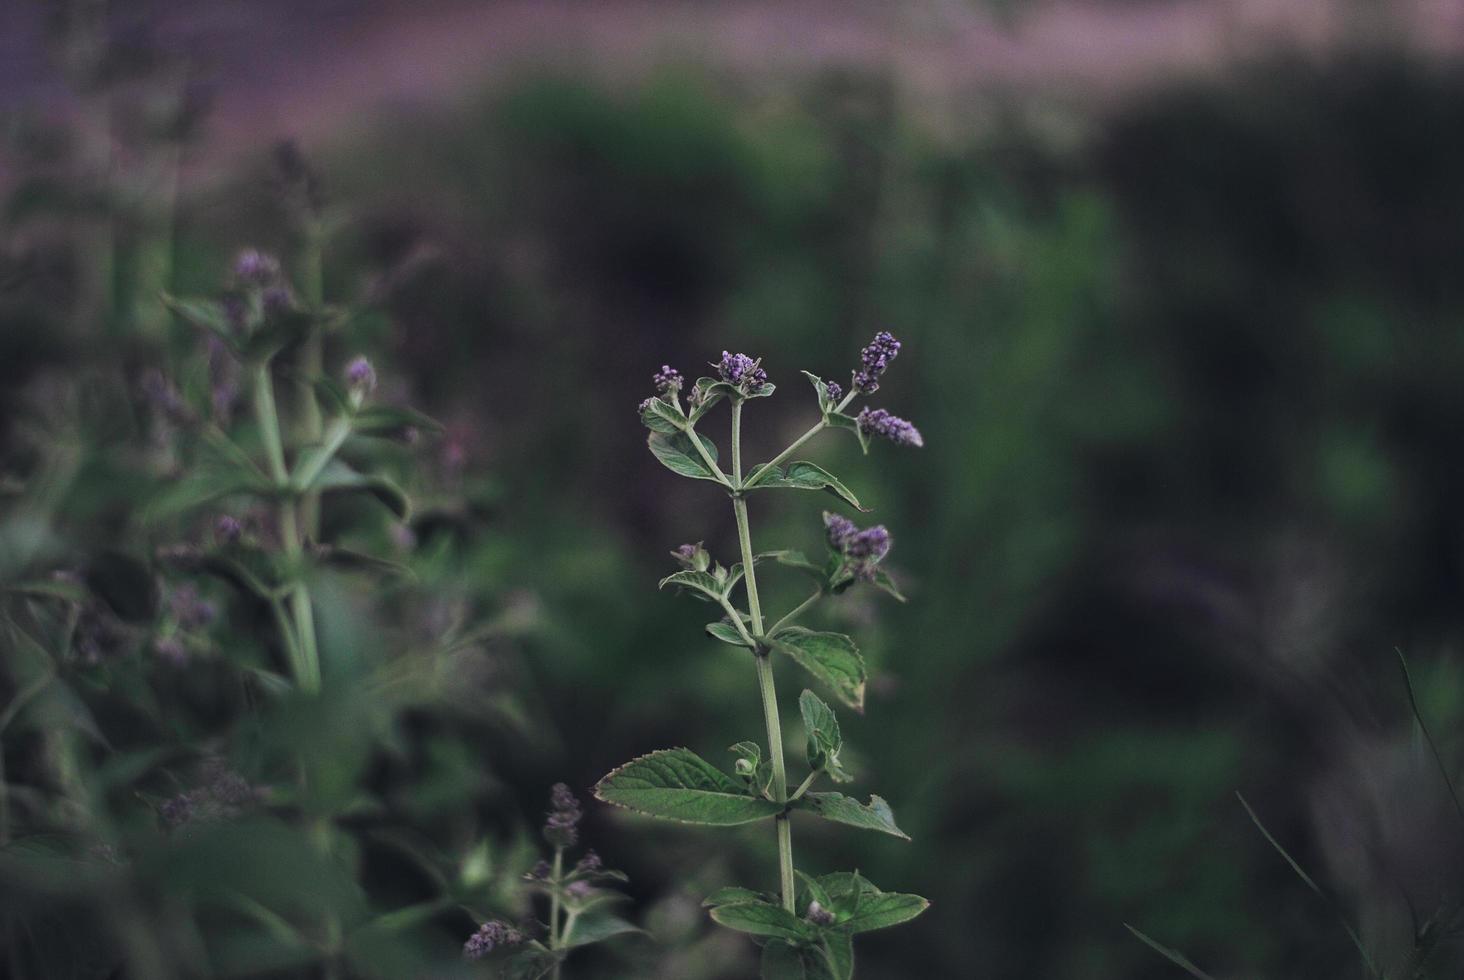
<box><xmin>731</xmin><ymin>400</ymin><xmax>796</xmax><ymax>910</ymax></box>
<box><xmin>600</xmin><ymin>338</ymin><xmax>929</xmax><ymax>977</ymax></box>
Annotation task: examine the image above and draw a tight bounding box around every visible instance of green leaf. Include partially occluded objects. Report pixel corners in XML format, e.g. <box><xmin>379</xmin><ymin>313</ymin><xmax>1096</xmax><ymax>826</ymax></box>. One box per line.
<box><xmin>313</xmin><ymin>545</ymin><xmax>414</xmax><ymax>579</ymax></box>
<box><xmin>820</xmin><ymin>932</ymin><xmax>854</xmax><ymax>980</ymax></box>
<box><xmin>703</xmin><ymin>886</ymin><xmax>769</xmax><ymax>908</ymax></box>
<box><xmin>770</xmin><ymin>628</ymin><xmax>866</xmax><ymax>711</ymax></box>
<box><xmin>870</xmin><ymin>568</ymin><xmax>906</xmax><ymax>602</ymax></box>
<box><xmin>705</xmin><ymin>620</ymin><xmax>752</xmax><ymax>647</ymax></box>
<box><xmin>351</xmin><ymin>404</ymin><xmax>445</xmax><ymax>439</ymax></box>
<box><xmin>687</xmin><ymin>377</ymin><xmax>729</xmax><ymax>424</ymax></box>
<box><xmin>801</xmin><ymin>370</ymin><xmax>838</xmax><ymax>415</ymax></box>
<box><xmin>647</xmin><ymin>431</ymin><xmax>723</xmax><ymax>483</ymax></box>
<box><xmin>659</xmin><ymin>570</ymin><xmax>724</xmax><ymax>603</ymax></box>
<box><xmin>749</xmin><ymin>461</ymin><xmax>867</xmax><ymax>511</ymax></box>
<box><xmin>242</xmin><ymin>308</ymin><xmax>313</xmax><ymax>363</ymax></box>
<box><xmin>503</xmin><ymin>948</ymin><xmax>560</xmax><ymax>980</ymax></box>
<box><xmin>709</xmin><ymin>900</ymin><xmax>812</xmax><ymax>940</ymax></box>
<box><xmin>798</xmin><ymin>690</ymin><xmax>851</xmax><ymax>783</ymax></box>
<box><xmin>162</xmin><ymin>294</ymin><xmax>239</xmax><ymax>353</ymax></box>
<box><xmin>640</xmin><ymin>396</ymin><xmax>687</xmax><ymax>435</ymax></box>
<box><xmin>838</xmin><ymin>891</ymin><xmax>929</xmax><ymax>933</ymax></box>
<box><xmin>1125</xmin><ymin>925</ymin><xmax>1217</xmax><ymax>980</ymax></box>
<box><xmin>306</xmin><ymin>460</ymin><xmax>411</xmax><ymax>520</ymax></box>
<box><xmin>594</xmin><ymin>748</ymin><xmax>783</xmax><ymax>826</ymax></box>
<box><xmin>562</xmin><ymin>911</ymin><xmax>642</xmax><ymax>949</ymax></box>
<box><xmin>768</xmin><ymin>550</ymin><xmax>825</xmax><ymax>581</ymax></box>
<box><xmin>794</xmin><ymin>793</ymin><xmax>909</xmax><ymax>840</ymax></box>
<box><xmin>760</xmin><ymin>940</ymin><xmax>838</xmax><ymax>980</ymax></box>
<box><xmin>4</xmin><ymin>579</ymin><xmax>87</xmax><ymax>604</ymax></box>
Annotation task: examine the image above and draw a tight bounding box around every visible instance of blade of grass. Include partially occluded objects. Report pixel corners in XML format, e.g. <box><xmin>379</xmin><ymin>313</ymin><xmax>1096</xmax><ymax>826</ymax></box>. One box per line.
<box><xmin>1237</xmin><ymin>792</ymin><xmax>1381</xmax><ymax>979</ymax></box>
<box><xmin>1395</xmin><ymin>647</ymin><xmax>1464</xmax><ymax>830</ymax></box>
<box><xmin>1123</xmin><ymin>924</ymin><xmax>1217</xmax><ymax>980</ymax></box>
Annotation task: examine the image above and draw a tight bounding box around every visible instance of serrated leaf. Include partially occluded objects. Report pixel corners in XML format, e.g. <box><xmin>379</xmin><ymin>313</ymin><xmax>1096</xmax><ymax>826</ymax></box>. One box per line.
<box><xmin>562</xmin><ymin>911</ymin><xmax>642</xmax><ymax>949</ymax></box>
<box><xmin>659</xmin><ymin>570</ymin><xmax>723</xmax><ymax>603</ymax></box>
<box><xmin>795</xmin><ymin>793</ymin><xmax>909</xmax><ymax>840</ymax></box>
<box><xmin>770</xmin><ymin>628</ymin><xmax>865</xmax><ymax>711</ymax></box>
<box><xmin>795</xmin><ymin>870</ymin><xmax>832</xmax><ymax>911</ymax></box>
<box><xmin>710</xmin><ymin>901</ymin><xmax>812</xmax><ymax>940</ymax></box>
<box><xmin>351</xmin><ymin>404</ymin><xmax>445</xmax><ymax>439</ymax></box>
<box><xmin>838</xmin><ymin>891</ymin><xmax>928</xmax><ymax>933</ymax></box>
<box><xmin>870</xmin><ymin>568</ymin><xmax>906</xmax><ymax>602</ymax></box>
<box><xmin>749</xmin><ymin>462</ymin><xmax>866</xmax><ymax>511</ymax></box>
<box><xmin>706</xmin><ymin>620</ymin><xmax>752</xmax><ymax>647</ymax></box>
<box><xmin>640</xmin><ymin>396</ymin><xmax>686</xmax><ymax>435</ymax></box>
<box><xmin>595</xmin><ymin>748</ymin><xmax>783</xmax><ymax>825</ymax></box>
<box><xmin>647</xmin><ymin>431</ymin><xmax>723</xmax><ymax>483</ymax></box>
<box><xmin>799</xmin><ymin>690</ymin><xmax>851</xmax><ymax>783</ymax></box>
<box><xmin>703</xmin><ymin>886</ymin><xmax>769</xmax><ymax>908</ymax></box>
<box><xmin>306</xmin><ymin>461</ymin><xmax>410</xmax><ymax>520</ymax></box>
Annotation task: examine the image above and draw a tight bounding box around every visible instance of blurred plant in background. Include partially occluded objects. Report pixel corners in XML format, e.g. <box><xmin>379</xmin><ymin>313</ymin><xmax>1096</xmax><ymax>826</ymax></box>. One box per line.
<box><xmin>10</xmin><ymin>1</ymin><xmax>1464</xmax><ymax>978</ymax></box>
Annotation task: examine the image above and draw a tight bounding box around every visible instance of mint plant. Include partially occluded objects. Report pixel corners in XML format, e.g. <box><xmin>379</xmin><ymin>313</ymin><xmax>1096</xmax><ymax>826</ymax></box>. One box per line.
<box><xmin>595</xmin><ymin>334</ymin><xmax>929</xmax><ymax>978</ymax></box>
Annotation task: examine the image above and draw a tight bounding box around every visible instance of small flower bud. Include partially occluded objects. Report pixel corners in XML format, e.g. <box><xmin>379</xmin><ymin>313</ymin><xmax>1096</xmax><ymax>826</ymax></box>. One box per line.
<box><xmin>345</xmin><ymin>355</ymin><xmax>377</xmax><ymax>395</ymax></box>
<box><xmin>233</xmin><ymin>249</ymin><xmax>281</xmax><ymax>287</ymax></box>
<box><xmin>824</xmin><ymin>380</ymin><xmax>843</xmax><ymax>405</ymax></box>
<box><xmin>575</xmin><ymin>850</ymin><xmax>602</xmax><ymax>873</ymax></box>
<box><xmin>529</xmin><ymin>859</ymin><xmax>552</xmax><ymax>880</ymax></box>
<box><xmin>806</xmin><ymin>900</ymin><xmax>835</xmax><ymax>926</ymax></box>
<box><xmin>671</xmin><ymin>542</ymin><xmax>711</xmax><ymax>572</ymax></box>
<box><xmin>856</xmin><ymin>407</ymin><xmax>923</xmax><ymax>448</ymax></box>
<box><xmin>566</xmin><ymin>880</ymin><xmax>592</xmax><ymax>899</ymax></box>
<box><xmin>215</xmin><ymin>515</ymin><xmax>243</xmax><ymax>544</ymax></box>
<box><xmin>653</xmin><ymin>365</ymin><xmax>684</xmax><ymax>395</ymax></box>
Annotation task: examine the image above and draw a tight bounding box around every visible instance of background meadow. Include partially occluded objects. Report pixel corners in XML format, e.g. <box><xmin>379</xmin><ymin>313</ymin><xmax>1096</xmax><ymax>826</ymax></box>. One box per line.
<box><xmin>5</xmin><ymin>1</ymin><xmax>1464</xmax><ymax>977</ymax></box>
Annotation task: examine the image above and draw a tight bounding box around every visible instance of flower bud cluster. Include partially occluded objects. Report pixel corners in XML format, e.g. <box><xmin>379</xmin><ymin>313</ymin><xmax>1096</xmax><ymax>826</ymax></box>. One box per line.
<box><xmin>716</xmin><ymin>351</ymin><xmax>768</xmax><ymax>394</ymax></box>
<box><xmin>824</xmin><ymin>511</ymin><xmax>893</xmax><ymax>580</ymax></box>
<box><xmin>852</xmin><ymin>330</ymin><xmax>900</xmax><ymax>394</ymax></box>
<box><xmin>544</xmin><ymin>782</ymin><xmax>583</xmax><ymax>848</ymax></box>
<box><xmin>856</xmin><ymin>407</ymin><xmax>923</xmax><ymax>448</ymax></box>
<box><xmin>463</xmin><ymin>920</ymin><xmax>525</xmax><ymax>960</ymax></box>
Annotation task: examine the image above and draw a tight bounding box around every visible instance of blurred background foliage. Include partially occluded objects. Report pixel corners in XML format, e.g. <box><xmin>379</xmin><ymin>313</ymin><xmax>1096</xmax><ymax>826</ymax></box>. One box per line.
<box><xmin>6</xmin><ymin>1</ymin><xmax>1464</xmax><ymax>977</ymax></box>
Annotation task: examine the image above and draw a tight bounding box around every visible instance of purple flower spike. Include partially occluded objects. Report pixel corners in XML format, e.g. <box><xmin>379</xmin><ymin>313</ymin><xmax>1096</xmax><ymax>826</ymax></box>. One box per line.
<box><xmin>824</xmin><ymin>512</ymin><xmax>858</xmax><ymax>551</ymax></box>
<box><xmin>846</xmin><ymin>526</ymin><xmax>892</xmax><ymax>564</ymax></box>
<box><xmin>824</xmin><ymin>380</ymin><xmax>843</xmax><ymax>405</ymax></box>
<box><xmin>653</xmin><ymin>365</ymin><xmax>684</xmax><ymax>395</ymax></box>
<box><xmin>852</xmin><ymin>330</ymin><xmax>901</xmax><ymax>394</ymax></box>
<box><xmin>856</xmin><ymin>407</ymin><xmax>923</xmax><ymax>448</ymax></box>
<box><xmin>463</xmin><ymin>920</ymin><xmax>525</xmax><ymax>960</ymax></box>
<box><xmin>344</xmin><ymin>355</ymin><xmax>377</xmax><ymax>395</ymax></box>
<box><xmin>716</xmin><ymin>351</ymin><xmax>769</xmax><ymax>394</ymax></box>
<box><xmin>544</xmin><ymin>782</ymin><xmax>583</xmax><ymax>848</ymax></box>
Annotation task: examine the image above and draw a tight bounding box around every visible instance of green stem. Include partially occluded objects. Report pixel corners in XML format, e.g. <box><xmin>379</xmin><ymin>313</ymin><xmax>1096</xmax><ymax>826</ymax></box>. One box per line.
<box><xmin>253</xmin><ymin>365</ymin><xmax>321</xmax><ymax>693</ymax></box>
<box><xmin>291</xmin><ymin>416</ymin><xmax>351</xmax><ymax>493</ymax></box>
<box><xmin>788</xmin><ymin>770</ymin><xmax>819</xmax><ymax>804</ymax></box>
<box><xmin>298</xmin><ymin>227</ymin><xmax>325</xmax><ymax>537</ymax></box>
<box><xmin>768</xmin><ymin>590</ymin><xmax>822</xmax><ymax>638</ymax></box>
<box><xmin>731</xmin><ymin>400</ymin><xmax>796</xmax><ymax>912</ymax></box>
<box><xmin>686</xmin><ymin>424</ymin><xmax>734</xmax><ymax>488</ymax></box>
<box><xmin>550</xmin><ymin>847</ymin><xmax>564</xmax><ymax>980</ymax></box>
<box><xmin>744</xmin><ymin>390</ymin><xmax>857</xmax><ymax>489</ymax></box>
